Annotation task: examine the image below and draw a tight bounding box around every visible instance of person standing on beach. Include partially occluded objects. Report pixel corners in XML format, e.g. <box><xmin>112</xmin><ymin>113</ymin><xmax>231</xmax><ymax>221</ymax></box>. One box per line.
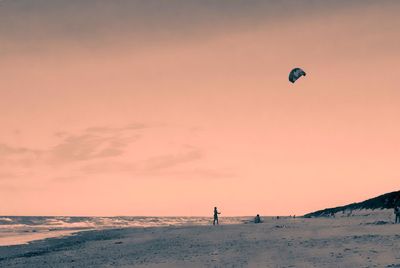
<box><xmin>394</xmin><ymin>205</ymin><xmax>400</xmax><ymax>224</ymax></box>
<box><xmin>213</xmin><ymin>207</ymin><xmax>221</xmax><ymax>225</ymax></box>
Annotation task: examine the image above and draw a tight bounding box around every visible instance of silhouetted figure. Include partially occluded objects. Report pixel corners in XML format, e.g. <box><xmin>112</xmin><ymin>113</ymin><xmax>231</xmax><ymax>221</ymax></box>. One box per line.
<box><xmin>394</xmin><ymin>205</ymin><xmax>400</xmax><ymax>224</ymax></box>
<box><xmin>254</xmin><ymin>214</ymin><xmax>261</xmax><ymax>224</ymax></box>
<box><xmin>213</xmin><ymin>207</ymin><xmax>221</xmax><ymax>225</ymax></box>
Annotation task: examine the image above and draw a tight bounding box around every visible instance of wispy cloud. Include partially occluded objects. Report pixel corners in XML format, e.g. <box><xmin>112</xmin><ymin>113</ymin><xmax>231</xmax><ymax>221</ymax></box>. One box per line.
<box><xmin>0</xmin><ymin>143</ymin><xmax>43</xmax><ymax>167</ymax></box>
<box><xmin>0</xmin><ymin>123</ymin><xmax>146</xmax><ymax>167</ymax></box>
<box><xmin>79</xmin><ymin>148</ymin><xmax>203</xmax><ymax>175</ymax></box>
<box><xmin>78</xmin><ymin>146</ymin><xmax>236</xmax><ymax>180</ymax></box>
<box><xmin>49</xmin><ymin>133</ymin><xmax>138</xmax><ymax>164</ymax></box>
<box><xmin>0</xmin><ymin>143</ymin><xmax>41</xmax><ymax>157</ymax></box>
<box><xmin>143</xmin><ymin>149</ymin><xmax>203</xmax><ymax>171</ymax></box>
<box><xmin>85</xmin><ymin>123</ymin><xmax>147</xmax><ymax>134</ymax></box>
<box><xmin>0</xmin><ymin>123</ymin><xmax>235</xmax><ymax>183</ymax></box>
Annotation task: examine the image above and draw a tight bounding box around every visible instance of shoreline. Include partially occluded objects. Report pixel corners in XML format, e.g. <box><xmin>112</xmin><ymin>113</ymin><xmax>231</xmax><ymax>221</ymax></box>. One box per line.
<box><xmin>0</xmin><ymin>229</ymin><xmax>93</xmax><ymax>247</ymax></box>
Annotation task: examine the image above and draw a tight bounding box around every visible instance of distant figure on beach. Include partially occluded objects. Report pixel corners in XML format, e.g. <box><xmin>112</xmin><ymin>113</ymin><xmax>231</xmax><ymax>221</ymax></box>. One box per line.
<box><xmin>394</xmin><ymin>205</ymin><xmax>400</xmax><ymax>224</ymax></box>
<box><xmin>213</xmin><ymin>207</ymin><xmax>221</xmax><ymax>225</ymax></box>
<box><xmin>254</xmin><ymin>214</ymin><xmax>261</xmax><ymax>223</ymax></box>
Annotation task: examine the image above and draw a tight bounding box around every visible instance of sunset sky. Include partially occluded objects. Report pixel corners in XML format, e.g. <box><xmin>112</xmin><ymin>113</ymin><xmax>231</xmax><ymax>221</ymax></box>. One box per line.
<box><xmin>1</xmin><ymin>0</ymin><xmax>399</xmax><ymax>216</ymax></box>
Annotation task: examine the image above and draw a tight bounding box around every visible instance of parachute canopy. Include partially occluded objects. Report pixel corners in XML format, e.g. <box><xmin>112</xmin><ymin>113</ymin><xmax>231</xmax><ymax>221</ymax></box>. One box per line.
<box><xmin>289</xmin><ymin>68</ymin><xmax>306</xmax><ymax>83</ymax></box>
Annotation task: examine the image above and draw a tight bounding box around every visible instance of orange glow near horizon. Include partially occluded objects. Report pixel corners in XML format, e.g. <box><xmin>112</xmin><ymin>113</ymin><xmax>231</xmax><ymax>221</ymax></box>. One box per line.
<box><xmin>0</xmin><ymin>1</ymin><xmax>399</xmax><ymax>216</ymax></box>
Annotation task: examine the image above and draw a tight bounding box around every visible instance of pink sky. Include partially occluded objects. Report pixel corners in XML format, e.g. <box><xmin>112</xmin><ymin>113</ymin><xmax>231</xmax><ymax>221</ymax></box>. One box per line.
<box><xmin>0</xmin><ymin>1</ymin><xmax>399</xmax><ymax>216</ymax></box>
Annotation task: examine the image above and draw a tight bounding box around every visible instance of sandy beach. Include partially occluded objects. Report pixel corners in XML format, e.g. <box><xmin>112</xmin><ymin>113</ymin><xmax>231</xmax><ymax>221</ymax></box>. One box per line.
<box><xmin>1</xmin><ymin>211</ymin><xmax>399</xmax><ymax>267</ymax></box>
